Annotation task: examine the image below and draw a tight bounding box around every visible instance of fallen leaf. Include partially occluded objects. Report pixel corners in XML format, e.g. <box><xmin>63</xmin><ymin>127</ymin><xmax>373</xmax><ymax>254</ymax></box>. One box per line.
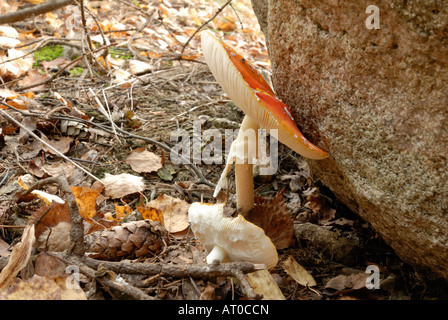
<box><xmin>246</xmin><ymin>190</ymin><xmax>294</xmax><ymax>249</ymax></box>
<box><xmin>245</xmin><ymin>270</ymin><xmax>285</xmax><ymax>300</ymax></box>
<box><xmin>0</xmin><ymin>26</ymin><xmax>19</xmax><ymax>38</ymax></box>
<box><xmin>41</xmin><ymin>135</ymin><xmax>73</xmax><ymax>155</ymax></box>
<box><xmin>18</xmin><ymin>69</ymin><xmax>48</xmax><ymax>90</ymax></box>
<box><xmin>41</xmin><ymin>57</ymin><xmax>71</xmax><ymax>75</ymax></box>
<box><xmin>28</xmin><ymin>160</ymin><xmax>50</xmax><ymax>178</ymax></box>
<box><xmin>115</xmin><ymin>203</ymin><xmax>133</xmax><ymax>220</ymax></box>
<box><xmin>129</xmin><ymin>59</ymin><xmax>152</xmax><ymax>75</ymax></box>
<box><xmin>137</xmin><ymin>204</ymin><xmax>164</xmax><ymax>225</ymax></box>
<box><xmin>324</xmin><ymin>273</ymin><xmax>370</xmax><ymax>295</ymax></box>
<box><xmin>30</xmin><ymin>201</ymin><xmax>71</xmax><ymax>241</ymax></box>
<box><xmin>31</xmin><ymin>190</ymin><xmax>65</xmax><ymax>205</ymax></box>
<box><xmin>125</xmin><ymin>148</ymin><xmax>163</xmax><ymax>173</ymax></box>
<box><xmin>34</xmin><ymin>252</ymin><xmax>68</xmax><ymax>279</ymax></box>
<box><xmin>0</xmin><ymin>49</ymin><xmax>33</xmax><ymax>78</ymax></box>
<box><xmin>0</xmin><ymin>37</ymin><xmax>20</xmax><ymax>48</ymax></box>
<box><xmin>0</xmin><ymin>88</ymin><xmax>18</xmax><ymax>99</ymax></box>
<box><xmin>40</xmin><ymin>161</ymin><xmax>77</xmax><ymax>184</ymax></box>
<box><xmin>0</xmin><ymin>224</ymin><xmax>36</xmax><ymax>290</ymax></box>
<box><xmin>157</xmin><ymin>164</ymin><xmax>176</xmax><ymax>181</ymax></box>
<box><xmin>101</xmin><ymin>173</ymin><xmax>145</xmax><ymax>199</ymax></box>
<box><xmin>199</xmin><ymin>285</ymin><xmax>215</xmax><ymax>300</ymax></box>
<box><xmin>71</xmin><ymin>186</ymin><xmax>100</xmax><ymax>222</ymax></box>
<box><xmin>34</xmin><ymin>222</ymin><xmax>72</xmax><ymax>252</ymax></box>
<box><xmin>0</xmin><ymin>238</ymin><xmax>10</xmax><ymax>257</ymax></box>
<box><xmin>282</xmin><ymin>255</ymin><xmax>316</xmax><ymax>287</ymax></box>
<box><xmin>147</xmin><ymin>194</ymin><xmax>190</xmax><ymax>234</ymax></box>
<box><xmin>15</xmin><ymin>174</ymin><xmax>37</xmax><ymax>190</ymax></box>
<box><xmin>0</xmin><ymin>274</ymin><xmax>87</xmax><ymax>300</ymax></box>
<box><xmin>6</xmin><ymin>98</ymin><xmax>28</xmax><ymax>110</ymax></box>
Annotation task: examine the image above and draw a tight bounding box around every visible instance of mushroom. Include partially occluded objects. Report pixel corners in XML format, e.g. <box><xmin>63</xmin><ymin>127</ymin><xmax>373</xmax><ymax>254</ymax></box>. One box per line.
<box><xmin>188</xmin><ymin>202</ymin><xmax>278</xmax><ymax>268</ymax></box>
<box><xmin>201</xmin><ymin>30</ymin><xmax>328</xmax><ymax>214</ymax></box>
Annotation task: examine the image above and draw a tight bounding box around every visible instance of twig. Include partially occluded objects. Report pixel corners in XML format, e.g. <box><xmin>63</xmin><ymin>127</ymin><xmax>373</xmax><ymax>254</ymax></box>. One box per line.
<box><xmin>48</xmin><ymin>253</ymin><xmax>155</xmax><ymax>300</ymax></box>
<box><xmin>15</xmin><ymin>43</ymin><xmax>114</xmax><ymax>91</ymax></box>
<box><xmin>0</xmin><ymin>168</ymin><xmax>9</xmax><ymax>186</ymax></box>
<box><xmin>0</xmin><ymin>108</ymin><xmax>101</xmax><ymax>183</ymax></box>
<box><xmin>1</xmin><ymin>102</ymin><xmax>215</xmax><ymax>187</ymax></box>
<box><xmin>77</xmin><ymin>0</ymin><xmax>93</xmax><ymax>52</ymax></box>
<box><xmin>83</xmin><ymin>258</ymin><xmax>265</xmax><ymax>277</ymax></box>
<box><xmin>0</xmin><ymin>0</ymin><xmax>75</xmax><ymax>24</ymax></box>
<box><xmin>180</xmin><ymin>0</ymin><xmax>233</xmax><ymax>54</ymax></box>
<box><xmin>16</xmin><ymin>175</ymin><xmax>86</xmax><ymax>256</ymax></box>
<box><xmin>82</xmin><ymin>4</ymin><xmax>110</xmax><ymax>72</ymax></box>
<box><xmin>88</xmin><ymin>88</ymin><xmax>121</xmax><ymax>144</ymax></box>
<box><xmin>0</xmin><ymin>38</ymin><xmax>81</xmax><ymax>71</ymax></box>
<box><xmin>127</xmin><ymin>17</ymin><xmax>154</xmax><ymax>63</ymax></box>
<box><xmin>83</xmin><ymin>258</ymin><xmax>263</xmax><ymax>299</ymax></box>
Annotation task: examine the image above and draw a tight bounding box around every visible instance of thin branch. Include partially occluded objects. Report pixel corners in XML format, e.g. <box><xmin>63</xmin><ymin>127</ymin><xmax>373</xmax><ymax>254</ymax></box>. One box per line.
<box><xmin>1</xmin><ymin>103</ymin><xmax>215</xmax><ymax>187</ymax></box>
<box><xmin>180</xmin><ymin>0</ymin><xmax>233</xmax><ymax>54</ymax></box>
<box><xmin>14</xmin><ymin>43</ymin><xmax>114</xmax><ymax>91</ymax></box>
<box><xmin>0</xmin><ymin>0</ymin><xmax>75</xmax><ymax>24</ymax></box>
<box><xmin>0</xmin><ymin>108</ymin><xmax>101</xmax><ymax>183</ymax></box>
<box><xmin>83</xmin><ymin>258</ymin><xmax>264</xmax><ymax>299</ymax></box>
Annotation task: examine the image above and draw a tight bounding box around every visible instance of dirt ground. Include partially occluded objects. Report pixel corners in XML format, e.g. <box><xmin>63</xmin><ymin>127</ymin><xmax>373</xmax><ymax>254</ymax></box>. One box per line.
<box><xmin>0</xmin><ymin>0</ymin><xmax>447</xmax><ymax>300</ymax></box>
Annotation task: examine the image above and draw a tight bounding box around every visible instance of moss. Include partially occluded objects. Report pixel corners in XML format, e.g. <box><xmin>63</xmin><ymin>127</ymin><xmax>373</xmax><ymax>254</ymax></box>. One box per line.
<box><xmin>109</xmin><ymin>47</ymin><xmax>133</xmax><ymax>60</ymax></box>
<box><xmin>33</xmin><ymin>45</ymin><xmax>64</xmax><ymax>66</ymax></box>
<box><xmin>69</xmin><ymin>67</ymin><xmax>84</xmax><ymax>76</ymax></box>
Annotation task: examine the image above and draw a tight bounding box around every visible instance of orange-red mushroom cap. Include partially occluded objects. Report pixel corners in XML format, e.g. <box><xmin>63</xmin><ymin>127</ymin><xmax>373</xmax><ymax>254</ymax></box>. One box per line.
<box><xmin>200</xmin><ymin>30</ymin><xmax>328</xmax><ymax>160</ymax></box>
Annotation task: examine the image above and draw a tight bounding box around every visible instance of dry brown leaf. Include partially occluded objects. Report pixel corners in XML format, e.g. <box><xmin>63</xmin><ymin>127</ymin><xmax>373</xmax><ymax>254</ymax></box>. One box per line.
<box><xmin>199</xmin><ymin>286</ymin><xmax>215</xmax><ymax>300</ymax></box>
<box><xmin>282</xmin><ymin>255</ymin><xmax>316</xmax><ymax>287</ymax></box>
<box><xmin>0</xmin><ymin>224</ymin><xmax>36</xmax><ymax>290</ymax></box>
<box><xmin>246</xmin><ymin>190</ymin><xmax>294</xmax><ymax>249</ymax></box>
<box><xmin>101</xmin><ymin>173</ymin><xmax>145</xmax><ymax>199</ymax></box>
<box><xmin>18</xmin><ymin>69</ymin><xmax>48</xmax><ymax>90</ymax></box>
<box><xmin>0</xmin><ymin>238</ymin><xmax>10</xmax><ymax>257</ymax></box>
<box><xmin>35</xmin><ymin>221</ymin><xmax>72</xmax><ymax>252</ymax></box>
<box><xmin>31</xmin><ymin>189</ymin><xmax>65</xmax><ymax>205</ymax></box>
<box><xmin>31</xmin><ymin>201</ymin><xmax>71</xmax><ymax>240</ymax></box>
<box><xmin>40</xmin><ymin>57</ymin><xmax>71</xmax><ymax>75</ymax></box>
<box><xmin>71</xmin><ymin>185</ymin><xmax>100</xmax><ymax>222</ymax></box>
<box><xmin>0</xmin><ymin>275</ymin><xmax>87</xmax><ymax>300</ymax></box>
<box><xmin>128</xmin><ymin>60</ymin><xmax>152</xmax><ymax>75</ymax></box>
<box><xmin>115</xmin><ymin>203</ymin><xmax>133</xmax><ymax>220</ymax></box>
<box><xmin>42</xmin><ymin>161</ymin><xmax>74</xmax><ymax>179</ymax></box>
<box><xmin>324</xmin><ymin>273</ymin><xmax>370</xmax><ymax>295</ymax></box>
<box><xmin>27</xmin><ymin>160</ymin><xmax>50</xmax><ymax>178</ymax></box>
<box><xmin>34</xmin><ymin>252</ymin><xmax>68</xmax><ymax>279</ymax></box>
<box><xmin>137</xmin><ymin>204</ymin><xmax>164</xmax><ymax>225</ymax></box>
<box><xmin>0</xmin><ymin>26</ymin><xmax>19</xmax><ymax>38</ymax></box>
<box><xmin>6</xmin><ymin>98</ymin><xmax>28</xmax><ymax>110</ymax></box>
<box><xmin>125</xmin><ymin>148</ymin><xmax>163</xmax><ymax>173</ymax></box>
<box><xmin>41</xmin><ymin>135</ymin><xmax>73</xmax><ymax>155</ymax></box>
<box><xmin>147</xmin><ymin>194</ymin><xmax>190</xmax><ymax>234</ymax></box>
<box><xmin>245</xmin><ymin>270</ymin><xmax>285</xmax><ymax>300</ymax></box>
<box><xmin>303</xmin><ymin>187</ymin><xmax>336</xmax><ymax>224</ymax></box>
<box><xmin>0</xmin><ymin>88</ymin><xmax>18</xmax><ymax>99</ymax></box>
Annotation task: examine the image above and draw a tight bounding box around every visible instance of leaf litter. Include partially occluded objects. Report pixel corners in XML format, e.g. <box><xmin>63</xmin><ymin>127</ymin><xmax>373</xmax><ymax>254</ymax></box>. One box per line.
<box><xmin>0</xmin><ymin>0</ymin><xmax>446</xmax><ymax>301</ymax></box>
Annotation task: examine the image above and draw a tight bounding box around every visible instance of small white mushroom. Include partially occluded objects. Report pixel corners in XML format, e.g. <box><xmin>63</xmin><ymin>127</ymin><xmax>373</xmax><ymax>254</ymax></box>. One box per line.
<box><xmin>188</xmin><ymin>202</ymin><xmax>278</xmax><ymax>268</ymax></box>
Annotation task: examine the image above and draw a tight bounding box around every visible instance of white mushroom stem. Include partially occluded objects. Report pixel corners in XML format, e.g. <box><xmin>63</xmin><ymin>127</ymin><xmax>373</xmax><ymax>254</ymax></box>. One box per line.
<box><xmin>213</xmin><ymin>115</ymin><xmax>259</xmax><ymax>215</ymax></box>
<box><xmin>206</xmin><ymin>245</ymin><xmax>228</xmax><ymax>264</ymax></box>
<box><xmin>234</xmin><ymin>115</ymin><xmax>259</xmax><ymax>215</ymax></box>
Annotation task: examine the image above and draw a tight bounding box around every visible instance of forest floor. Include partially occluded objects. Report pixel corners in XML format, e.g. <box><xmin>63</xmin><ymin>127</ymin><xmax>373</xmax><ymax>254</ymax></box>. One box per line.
<box><xmin>0</xmin><ymin>0</ymin><xmax>447</xmax><ymax>301</ymax></box>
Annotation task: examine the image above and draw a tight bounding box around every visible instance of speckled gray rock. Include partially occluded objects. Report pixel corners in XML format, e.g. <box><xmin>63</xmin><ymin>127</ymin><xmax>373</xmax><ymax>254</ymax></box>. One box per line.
<box><xmin>252</xmin><ymin>0</ymin><xmax>448</xmax><ymax>279</ymax></box>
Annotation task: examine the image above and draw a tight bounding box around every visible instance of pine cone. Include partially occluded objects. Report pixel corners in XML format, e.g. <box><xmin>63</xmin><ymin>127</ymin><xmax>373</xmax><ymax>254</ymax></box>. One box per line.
<box><xmin>85</xmin><ymin>220</ymin><xmax>168</xmax><ymax>261</ymax></box>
